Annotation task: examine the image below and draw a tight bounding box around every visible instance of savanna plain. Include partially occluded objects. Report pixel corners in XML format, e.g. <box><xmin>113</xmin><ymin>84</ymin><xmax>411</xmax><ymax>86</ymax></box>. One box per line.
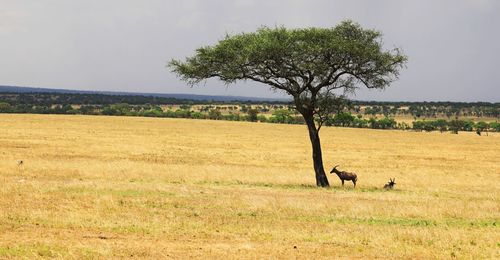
<box><xmin>0</xmin><ymin>114</ymin><xmax>498</xmax><ymax>259</ymax></box>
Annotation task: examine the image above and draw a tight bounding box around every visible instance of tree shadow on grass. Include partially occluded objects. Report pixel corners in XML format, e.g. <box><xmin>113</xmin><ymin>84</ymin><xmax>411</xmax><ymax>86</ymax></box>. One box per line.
<box><xmin>194</xmin><ymin>180</ymin><xmax>406</xmax><ymax>192</ymax></box>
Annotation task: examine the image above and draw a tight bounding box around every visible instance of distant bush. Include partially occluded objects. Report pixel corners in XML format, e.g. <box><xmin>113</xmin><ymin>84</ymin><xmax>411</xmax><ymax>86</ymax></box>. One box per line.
<box><xmin>191</xmin><ymin>112</ymin><xmax>205</xmax><ymax>119</ymax></box>
<box><xmin>247</xmin><ymin>108</ymin><xmax>259</xmax><ymax>122</ymax></box>
<box><xmin>408</xmin><ymin>119</ymin><xmax>499</xmax><ymax>134</ymax></box>
<box><xmin>433</xmin><ymin>119</ymin><xmax>448</xmax><ymax>132</ymax></box>
<box><xmin>257</xmin><ymin>115</ymin><xmax>268</xmax><ymax>123</ymax></box>
<box><xmin>208</xmin><ymin>109</ymin><xmax>222</xmax><ymax>120</ymax></box>
<box><xmin>223</xmin><ymin>113</ymin><xmax>240</xmax><ymax>121</ymax></box>
<box><xmin>377</xmin><ymin>117</ymin><xmax>397</xmax><ymax>129</ymax></box>
<box><xmin>269</xmin><ymin>109</ymin><xmax>294</xmax><ymax>124</ymax></box>
<box><xmin>327</xmin><ymin>112</ymin><xmax>355</xmax><ymax>127</ymax></box>
<box><xmin>489</xmin><ymin>122</ymin><xmax>500</xmax><ymax>132</ymax></box>
<box><xmin>0</xmin><ymin>102</ymin><xmax>12</xmax><ymax>112</ymax></box>
<box><xmin>174</xmin><ymin>109</ymin><xmax>191</xmax><ymax>118</ymax></box>
<box><xmin>352</xmin><ymin>118</ymin><xmax>368</xmax><ymax>128</ymax></box>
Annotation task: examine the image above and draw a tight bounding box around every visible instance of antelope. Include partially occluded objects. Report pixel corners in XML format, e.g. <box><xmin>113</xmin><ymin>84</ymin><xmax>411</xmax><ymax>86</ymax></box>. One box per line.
<box><xmin>384</xmin><ymin>178</ymin><xmax>396</xmax><ymax>189</ymax></box>
<box><xmin>330</xmin><ymin>165</ymin><xmax>357</xmax><ymax>188</ymax></box>
<box><xmin>17</xmin><ymin>160</ymin><xmax>23</xmax><ymax>167</ymax></box>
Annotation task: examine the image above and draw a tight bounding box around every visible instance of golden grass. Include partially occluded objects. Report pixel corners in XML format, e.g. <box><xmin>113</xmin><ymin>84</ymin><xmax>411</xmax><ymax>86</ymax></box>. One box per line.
<box><xmin>0</xmin><ymin>114</ymin><xmax>498</xmax><ymax>259</ymax></box>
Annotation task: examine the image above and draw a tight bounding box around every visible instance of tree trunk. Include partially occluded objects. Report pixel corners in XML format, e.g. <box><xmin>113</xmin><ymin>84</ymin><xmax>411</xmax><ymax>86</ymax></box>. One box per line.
<box><xmin>303</xmin><ymin>114</ymin><xmax>330</xmax><ymax>187</ymax></box>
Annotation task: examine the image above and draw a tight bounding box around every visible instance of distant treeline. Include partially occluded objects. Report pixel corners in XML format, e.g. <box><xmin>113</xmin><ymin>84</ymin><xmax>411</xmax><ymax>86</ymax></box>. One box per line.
<box><xmin>0</xmin><ymin>92</ymin><xmax>283</xmax><ymax>106</ymax></box>
<box><xmin>354</xmin><ymin>102</ymin><xmax>499</xmax><ymax>118</ymax></box>
<box><xmin>1</xmin><ymin>92</ymin><xmax>499</xmax><ymax>118</ymax></box>
<box><xmin>0</xmin><ymin>101</ymin><xmax>498</xmax><ymax>134</ymax></box>
<box><xmin>1</xmin><ymin>92</ymin><xmax>499</xmax><ymax>134</ymax></box>
<box><xmin>325</xmin><ymin>112</ymin><xmax>499</xmax><ymax>134</ymax></box>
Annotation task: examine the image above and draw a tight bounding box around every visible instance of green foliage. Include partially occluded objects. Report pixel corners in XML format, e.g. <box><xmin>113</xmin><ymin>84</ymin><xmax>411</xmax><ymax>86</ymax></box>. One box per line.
<box><xmin>410</xmin><ymin>119</ymin><xmax>498</xmax><ymax>133</ymax></box>
<box><xmin>164</xmin><ymin>110</ymin><xmax>176</xmax><ymax>118</ymax></box>
<box><xmin>208</xmin><ymin>109</ymin><xmax>222</xmax><ymax>120</ymax></box>
<box><xmin>377</xmin><ymin>117</ymin><xmax>397</xmax><ymax>129</ymax></box>
<box><xmin>314</xmin><ymin>112</ymin><xmax>400</xmax><ymax>130</ymax></box>
<box><xmin>411</xmin><ymin>121</ymin><xmax>424</xmax><ymax>131</ymax></box>
<box><xmin>257</xmin><ymin>115</ymin><xmax>268</xmax><ymax>122</ymax></box>
<box><xmin>413</xmin><ymin>120</ymin><xmax>439</xmax><ymax>132</ymax></box>
<box><xmin>79</xmin><ymin>105</ymin><xmax>97</xmax><ymax>115</ymax></box>
<box><xmin>489</xmin><ymin>122</ymin><xmax>500</xmax><ymax>132</ymax></box>
<box><xmin>433</xmin><ymin>119</ymin><xmax>448</xmax><ymax>132</ymax></box>
<box><xmin>174</xmin><ymin>109</ymin><xmax>191</xmax><ymax>118</ymax></box>
<box><xmin>353</xmin><ymin>117</ymin><xmax>368</xmax><ymax>128</ymax></box>
<box><xmin>326</xmin><ymin>112</ymin><xmax>355</xmax><ymax>127</ymax></box>
<box><xmin>449</xmin><ymin>120</ymin><xmax>465</xmax><ymax>134</ymax></box>
<box><xmin>0</xmin><ymin>102</ymin><xmax>12</xmax><ymax>112</ymax></box>
<box><xmin>2</xmin><ymin>93</ymin><xmax>497</xmax><ymax>120</ymax></box>
<box><xmin>143</xmin><ymin>109</ymin><xmax>163</xmax><ymax>117</ymax></box>
<box><xmin>365</xmin><ymin>117</ymin><xmax>397</xmax><ymax>129</ymax></box>
<box><xmin>191</xmin><ymin>111</ymin><xmax>205</xmax><ymax>119</ymax></box>
<box><xmin>247</xmin><ymin>108</ymin><xmax>259</xmax><ymax>122</ymax></box>
<box><xmin>475</xmin><ymin>121</ymin><xmax>488</xmax><ymax>131</ymax></box>
<box><xmin>169</xmin><ymin>20</ymin><xmax>406</xmax><ymax>139</ymax></box>
<box><xmin>169</xmin><ymin>21</ymin><xmax>406</xmax><ymax>90</ymax></box>
<box><xmin>364</xmin><ymin>106</ymin><xmax>379</xmax><ymax>116</ymax></box>
<box><xmin>223</xmin><ymin>112</ymin><xmax>240</xmax><ymax>121</ymax></box>
<box><xmin>102</xmin><ymin>106</ymin><xmax>118</xmax><ymax>116</ymax></box>
<box><xmin>269</xmin><ymin>109</ymin><xmax>294</xmax><ymax>124</ymax></box>
<box><xmin>368</xmin><ymin>118</ymin><xmax>377</xmax><ymax>129</ymax></box>
<box><xmin>2</xmin><ymin>95</ymin><xmax>497</xmax><ymax>134</ymax></box>
<box><xmin>103</xmin><ymin>103</ymin><xmax>131</xmax><ymax>116</ymax></box>
<box><xmin>462</xmin><ymin>120</ymin><xmax>475</xmax><ymax>131</ymax></box>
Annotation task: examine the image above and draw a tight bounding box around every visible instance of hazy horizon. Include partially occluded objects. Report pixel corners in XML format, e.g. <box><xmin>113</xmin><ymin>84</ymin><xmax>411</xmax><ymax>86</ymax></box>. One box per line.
<box><xmin>2</xmin><ymin>84</ymin><xmax>500</xmax><ymax>104</ymax></box>
<box><xmin>1</xmin><ymin>0</ymin><xmax>499</xmax><ymax>102</ymax></box>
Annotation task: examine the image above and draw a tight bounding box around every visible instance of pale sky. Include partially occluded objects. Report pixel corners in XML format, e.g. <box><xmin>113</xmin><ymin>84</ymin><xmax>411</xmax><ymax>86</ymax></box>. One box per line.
<box><xmin>1</xmin><ymin>0</ymin><xmax>499</xmax><ymax>101</ymax></box>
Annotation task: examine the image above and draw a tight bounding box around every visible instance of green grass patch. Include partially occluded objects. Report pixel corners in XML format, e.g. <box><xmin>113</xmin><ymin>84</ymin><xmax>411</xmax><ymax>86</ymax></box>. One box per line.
<box><xmin>0</xmin><ymin>243</ymin><xmax>68</xmax><ymax>258</ymax></box>
<box><xmin>318</xmin><ymin>216</ymin><xmax>498</xmax><ymax>228</ymax></box>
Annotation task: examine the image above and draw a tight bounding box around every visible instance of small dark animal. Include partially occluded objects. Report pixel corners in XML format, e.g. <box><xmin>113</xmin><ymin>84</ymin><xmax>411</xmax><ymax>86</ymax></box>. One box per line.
<box><xmin>330</xmin><ymin>165</ymin><xmax>357</xmax><ymax>188</ymax></box>
<box><xmin>384</xmin><ymin>178</ymin><xmax>396</xmax><ymax>189</ymax></box>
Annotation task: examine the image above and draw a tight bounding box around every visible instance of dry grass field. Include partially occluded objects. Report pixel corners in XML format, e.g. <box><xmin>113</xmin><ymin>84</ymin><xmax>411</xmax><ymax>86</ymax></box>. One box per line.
<box><xmin>0</xmin><ymin>114</ymin><xmax>499</xmax><ymax>259</ymax></box>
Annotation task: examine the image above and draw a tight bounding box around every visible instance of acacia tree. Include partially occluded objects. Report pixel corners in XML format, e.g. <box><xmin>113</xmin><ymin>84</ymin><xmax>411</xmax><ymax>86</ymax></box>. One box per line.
<box><xmin>169</xmin><ymin>21</ymin><xmax>406</xmax><ymax>187</ymax></box>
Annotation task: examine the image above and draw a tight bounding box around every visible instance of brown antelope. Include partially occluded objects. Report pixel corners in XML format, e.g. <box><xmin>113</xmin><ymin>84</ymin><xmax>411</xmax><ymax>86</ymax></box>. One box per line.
<box><xmin>330</xmin><ymin>165</ymin><xmax>357</xmax><ymax>188</ymax></box>
<box><xmin>384</xmin><ymin>178</ymin><xmax>396</xmax><ymax>189</ymax></box>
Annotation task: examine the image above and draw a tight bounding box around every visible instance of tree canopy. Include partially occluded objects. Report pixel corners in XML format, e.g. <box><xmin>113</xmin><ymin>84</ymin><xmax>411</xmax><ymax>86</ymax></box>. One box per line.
<box><xmin>169</xmin><ymin>20</ymin><xmax>407</xmax><ymax>187</ymax></box>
